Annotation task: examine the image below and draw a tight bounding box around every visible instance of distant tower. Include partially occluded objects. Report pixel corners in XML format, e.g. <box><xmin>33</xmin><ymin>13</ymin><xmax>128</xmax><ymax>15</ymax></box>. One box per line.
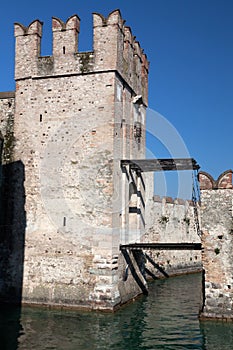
<box><xmin>13</xmin><ymin>10</ymin><xmax>149</xmax><ymax>309</ymax></box>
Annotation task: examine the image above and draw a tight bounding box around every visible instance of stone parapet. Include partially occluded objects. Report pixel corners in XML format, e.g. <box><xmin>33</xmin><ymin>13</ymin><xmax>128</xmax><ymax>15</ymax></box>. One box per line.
<box><xmin>199</xmin><ymin>170</ymin><xmax>232</xmax><ymax>190</ymax></box>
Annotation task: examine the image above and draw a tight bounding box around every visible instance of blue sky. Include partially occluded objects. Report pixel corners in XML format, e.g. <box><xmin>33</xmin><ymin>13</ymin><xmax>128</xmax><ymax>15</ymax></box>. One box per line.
<box><xmin>0</xmin><ymin>0</ymin><xmax>232</xmax><ymax>198</ymax></box>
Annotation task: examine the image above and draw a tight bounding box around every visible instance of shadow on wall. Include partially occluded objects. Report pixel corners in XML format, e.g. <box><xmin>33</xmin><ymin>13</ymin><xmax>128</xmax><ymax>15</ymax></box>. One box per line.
<box><xmin>0</xmin><ymin>160</ymin><xmax>26</xmax><ymax>305</ymax></box>
<box><xmin>145</xmin><ymin>253</ymin><xmax>169</xmax><ymax>279</ymax></box>
<box><xmin>121</xmin><ymin>248</ymin><xmax>148</xmax><ymax>295</ymax></box>
<box><xmin>121</xmin><ymin>248</ymin><xmax>170</xmax><ymax>296</ymax></box>
<box><xmin>0</xmin><ymin>304</ymin><xmax>22</xmax><ymax>349</ymax></box>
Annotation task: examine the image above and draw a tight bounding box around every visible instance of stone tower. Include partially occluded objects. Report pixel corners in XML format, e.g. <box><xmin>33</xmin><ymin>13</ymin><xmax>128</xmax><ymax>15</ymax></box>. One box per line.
<box><xmin>12</xmin><ymin>10</ymin><xmax>149</xmax><ymax>309</ymax></box>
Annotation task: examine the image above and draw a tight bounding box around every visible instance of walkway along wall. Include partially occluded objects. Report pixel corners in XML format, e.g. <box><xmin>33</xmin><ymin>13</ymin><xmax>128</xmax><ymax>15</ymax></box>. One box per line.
<box><xmin>199</xmin><ymin>170</ymin><xmax>233</xmax><ymax>320</ymax></box>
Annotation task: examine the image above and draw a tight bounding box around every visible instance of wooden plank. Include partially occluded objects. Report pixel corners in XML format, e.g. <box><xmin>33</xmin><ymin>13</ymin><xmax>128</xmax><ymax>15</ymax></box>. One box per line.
<box><xmin>121</xmin><ymin>158</ymin><xmax>200</xmax><ymax>172</ymax></box>
<box><xmin>0</xmin><ymin>91</ymin><xmax>15</xmax><ymax>99</ymax></box>
<box><xmin>120</xmin><ymin>243</ymin><xmax>202</xmax><ymax>250</ymax></box>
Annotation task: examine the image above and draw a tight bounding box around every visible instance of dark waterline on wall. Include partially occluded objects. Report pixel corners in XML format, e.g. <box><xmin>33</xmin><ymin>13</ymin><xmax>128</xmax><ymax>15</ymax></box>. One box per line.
<box><xmin>0</xmin><ymin>273</ymin><xmax>233</xmax><ymax>349</ymax></box>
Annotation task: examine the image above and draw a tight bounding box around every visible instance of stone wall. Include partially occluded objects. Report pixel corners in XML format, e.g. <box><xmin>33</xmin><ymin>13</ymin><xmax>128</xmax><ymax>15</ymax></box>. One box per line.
<box><xmin>199</xmin><ymin>170</ymin><xmax>233</xmax><ymax>320</ymax></box>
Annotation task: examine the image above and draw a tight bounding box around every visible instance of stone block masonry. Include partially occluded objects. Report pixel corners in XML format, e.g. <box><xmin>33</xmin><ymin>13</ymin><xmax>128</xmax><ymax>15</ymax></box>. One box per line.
<box><xmin>199</xmin><ymin>170</ymin><xmax>233</xmax><ymax>320</ymax></box>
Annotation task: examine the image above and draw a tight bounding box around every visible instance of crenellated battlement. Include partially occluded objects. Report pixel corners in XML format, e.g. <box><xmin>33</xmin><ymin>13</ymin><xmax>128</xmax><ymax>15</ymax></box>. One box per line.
<box><xmin>153</xmin><ymin>195</ymin><xmax>196</xmax><ymax>206</ymax></box>
<box><xmin>52</xmin><ymin>15</ymin><xmax>80</xmax><ymax>56</ymax></box>
<box><xmin>14</xmin><ymin>19</ymin><xmax>43</xmax><ymax>37</ymax></box>
<box><xmin>14</xmin><ymin>20</ymin><xmax>43</xmax><ymax>80</ymax></box>
<box><xmin>14</xmin><ymin>9</ymin><xmax>149</xmax><ymax>104</ymax></box>
<box><xmin>198</xmin><ymin>170</ymin><xmax>233</xmax><ymax>190</ymax></box>
<box><xmin>93</xmin><ymin>9</ymin><xmax>124</xmax><ymax>27</ymax></box>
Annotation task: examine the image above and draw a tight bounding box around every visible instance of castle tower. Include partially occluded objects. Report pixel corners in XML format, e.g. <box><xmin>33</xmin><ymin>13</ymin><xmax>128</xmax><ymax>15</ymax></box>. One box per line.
<box><xmin>12</xmin><ymin>10</ymin><xmax>149</xmax><ymax>310</ymax></box>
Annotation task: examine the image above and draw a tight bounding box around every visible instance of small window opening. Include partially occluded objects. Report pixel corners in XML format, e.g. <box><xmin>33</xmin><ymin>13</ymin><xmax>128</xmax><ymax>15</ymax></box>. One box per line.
<box><xmin>40</xmin><ymin>114</ymin><xmax>42</xmax><ymax>122</ymax></box>
<box><xmin>63</xmin><ymin>217</ymin><xmax>66</xmax><ymax>226</ymax></box>
<box><xmin>63</xmin><ymin>46</ymin><xmax>66</xmax><ymax>54</ymax></box>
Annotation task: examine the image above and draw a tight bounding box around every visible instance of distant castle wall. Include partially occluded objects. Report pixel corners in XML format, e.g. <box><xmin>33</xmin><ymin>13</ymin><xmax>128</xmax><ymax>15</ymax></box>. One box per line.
<box><xmin>199</xmin><ymin>170</ymin><xmax>233</xmax><ymax>320</ymax></box>
<box><xmin>144</xmin><ymin>174</ymin><xmax>202</xmax><ymax>277</ymax></box>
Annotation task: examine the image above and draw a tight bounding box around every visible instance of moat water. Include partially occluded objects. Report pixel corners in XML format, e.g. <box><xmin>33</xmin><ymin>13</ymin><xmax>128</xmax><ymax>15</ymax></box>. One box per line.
<box><xmin>0</xmin><ymin>273</ymin><xmax>233</xmax><ymax>349</ymax></box>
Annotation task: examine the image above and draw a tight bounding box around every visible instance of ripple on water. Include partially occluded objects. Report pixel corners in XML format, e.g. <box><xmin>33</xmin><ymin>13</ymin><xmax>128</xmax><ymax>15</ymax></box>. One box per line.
<box><xmin>0</xmin><ymin>273</ymin><xmax>233</xmax><ymax>350</ymax></box>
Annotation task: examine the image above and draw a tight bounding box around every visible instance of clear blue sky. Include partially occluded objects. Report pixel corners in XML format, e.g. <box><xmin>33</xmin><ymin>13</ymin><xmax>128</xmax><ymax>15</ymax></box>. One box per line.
<box><xmin>0</xmin><ymin>0</ymin><xmax>232</xmax><ymax>198</ymax></box>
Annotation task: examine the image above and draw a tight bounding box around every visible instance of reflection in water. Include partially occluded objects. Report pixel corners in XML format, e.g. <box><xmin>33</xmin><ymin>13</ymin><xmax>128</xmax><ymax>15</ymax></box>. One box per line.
<box><xmin>200</xmin><ymin>321</ymin><xmax>233</xmax><ymax>350</ymax></box>
<box><xmin>0</xmin><ymin>273</ymin><xmax>233</xmax><ymax>349</ymax></box>
<box><xmin>0</xmin><ymin>306</ymin><xmax>22</xmax><ymax>350</ymax></box>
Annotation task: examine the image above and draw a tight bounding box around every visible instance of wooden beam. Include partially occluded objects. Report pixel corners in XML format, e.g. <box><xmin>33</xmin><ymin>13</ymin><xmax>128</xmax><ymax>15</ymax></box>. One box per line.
<box><xmin>121</xmin><ymin>158</ymin><xmax>200</xmax><ymax>172</ymax></box>
<box><xmin>0</xmin><ymin>91</ymin><xmax>15</xmax><ymax>99</ymax></box>
<box><xmin>120</xmin><ymin>243</ymin><xmax>202</xmax><ymax>250</ymax></box>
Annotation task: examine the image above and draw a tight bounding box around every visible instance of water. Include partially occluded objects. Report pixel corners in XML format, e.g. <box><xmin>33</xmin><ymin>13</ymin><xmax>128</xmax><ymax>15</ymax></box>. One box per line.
<box><xmin>0</xmin><ymin>273</ymin><xmax>233</xmax><ymax>349</ymax></box>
